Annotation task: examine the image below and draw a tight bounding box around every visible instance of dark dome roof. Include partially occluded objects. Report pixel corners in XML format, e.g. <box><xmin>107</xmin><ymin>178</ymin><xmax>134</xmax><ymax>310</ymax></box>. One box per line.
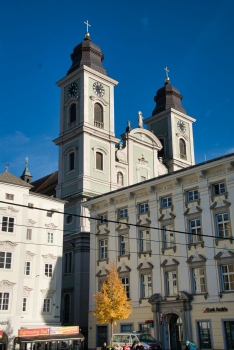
<box><xmin>152</xmin><ymin>82</ymin><xmax>186</xmax><ymax>116</ymax></box>
<box><xmin>67</xmin><ymin>38</ymin><xmax>107</xmax><ymax>76</ymax></box>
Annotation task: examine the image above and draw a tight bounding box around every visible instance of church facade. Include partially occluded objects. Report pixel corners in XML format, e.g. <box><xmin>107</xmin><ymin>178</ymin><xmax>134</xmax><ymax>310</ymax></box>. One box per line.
<box><xmin>54</xmin><ymin>31</ymin><xmax>196</xmax><ymax>339</ymax></box>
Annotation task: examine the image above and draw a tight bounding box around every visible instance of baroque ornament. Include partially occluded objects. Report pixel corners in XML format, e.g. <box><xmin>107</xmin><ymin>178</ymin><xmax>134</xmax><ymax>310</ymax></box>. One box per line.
<box><xmin>0</xmin><ymin>280</ymin><xmax>16</xmax><ymax>289</ymax></box>
<box><xmin>42</xmin><ymin>253</ymin><xmax>57</xmax><ymax>263</ymax></box>
<box><xmin>0</xmin><ymin>241</ymin><xmax>17</xmax><ymax>251</ymax></box>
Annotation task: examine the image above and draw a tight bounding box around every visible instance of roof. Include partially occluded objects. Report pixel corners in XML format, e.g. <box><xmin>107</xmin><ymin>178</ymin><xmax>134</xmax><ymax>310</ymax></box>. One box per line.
<box><xmin>0</xmin><ymin>171</ymin><xmax>32</xmax><ymax>188</ymax></box>
<box><xmin>30</xmin><ymin>171</ymin><xmax>58</xmax><ymax>197</ymax></box>
<box><xmin>21</xmin><ymin>165</ymin><xmax>32</xmax><ymax>177</ymax></box>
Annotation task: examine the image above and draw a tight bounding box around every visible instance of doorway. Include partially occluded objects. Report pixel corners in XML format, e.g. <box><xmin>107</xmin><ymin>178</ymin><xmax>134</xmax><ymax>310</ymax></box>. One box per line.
<box><xmin>169</xmin><ymin>314</ymin><xmax>183</xmax><ymax>350</ymax></box>
<box><xmin>97</xmin><ymin>326</ymin><xmax>108</xmax><ymax>347</ymax></box>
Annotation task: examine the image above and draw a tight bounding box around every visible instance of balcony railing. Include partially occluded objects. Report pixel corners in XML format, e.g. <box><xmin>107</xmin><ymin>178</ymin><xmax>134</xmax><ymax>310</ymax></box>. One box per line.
<box><xmin>94</xmin><ymin>120</ymin><xmax>104</xmax><ymax>129</ymax></box>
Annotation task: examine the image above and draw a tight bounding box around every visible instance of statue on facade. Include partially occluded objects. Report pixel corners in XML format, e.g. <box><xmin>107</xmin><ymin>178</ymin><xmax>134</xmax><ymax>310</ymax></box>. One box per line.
<box><xmin>138</xmin><ymin>111</ymin><xmax>143</xmax><ymax>128</ymax></box>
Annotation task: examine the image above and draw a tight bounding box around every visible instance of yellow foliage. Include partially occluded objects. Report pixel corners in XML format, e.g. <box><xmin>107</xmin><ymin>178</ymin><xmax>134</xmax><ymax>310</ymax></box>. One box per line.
<box><xmin>93</xmin><ymin>260</ymin><xmax>132</xmax><ymax>325</ymax></box>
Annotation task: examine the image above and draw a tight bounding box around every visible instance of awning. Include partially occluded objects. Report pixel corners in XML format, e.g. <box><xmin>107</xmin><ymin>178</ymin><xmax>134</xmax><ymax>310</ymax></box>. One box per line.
<box><xmin>0</xmin><ymin>332</ymin><xmax>8</xmax><ymax>344</ymax></box>
<box><xmin>14</xmin><ymin>333</ymin><xmax>84</xmax><ymax>343</ymax></box>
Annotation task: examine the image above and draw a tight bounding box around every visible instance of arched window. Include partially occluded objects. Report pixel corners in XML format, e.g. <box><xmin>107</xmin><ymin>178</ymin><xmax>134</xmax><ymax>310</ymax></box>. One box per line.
<box><xmin>94</xmin><ymin>103</ymin><xmax>104</xmax><ymax>129</ymax></box>
<box><xmin>70</xmin><ymin>104</ymin><xmax>76</xmax><ymax>123</ymax></box>
<box><xmin>179</xmin><ymin>139</ymin><xmax>186</xmax><ymax>159</ymax></box>
<box><xmin>117</xmin><ymin>172</ymin><xmax>123</xmax><ymax>186</ymax></box>
<box><xmin>64</xmin><ymin>294</ymin><xmax>70</xmax><ymax>323</ymax></box>
<box><xmin>158</xmin><ymin>139</ymin><xmax>165</xmax><ymax>159</ymax></box>
<box><xmin>96</xmin><ymin>152</ymin><xmax>103</xmax><ymax>171</ymax></box>
<box><xmin>69</xmin><ymin>152</ymin><xmax>75</xmax><ymax>171</ymax></box>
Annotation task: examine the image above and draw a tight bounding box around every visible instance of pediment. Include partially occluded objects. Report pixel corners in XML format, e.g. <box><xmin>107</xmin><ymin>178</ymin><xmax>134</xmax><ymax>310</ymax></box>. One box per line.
<box><xmin>28</xmin><ymin>219</ymin><xmax>36</xmax><ymax>225</ymax></box>
<box><xmin>45</xmin><ymin>223</ymin><xmax>58</xmax><ymax>229</ymax></box>
<box><xmin>0</xmin><ymin>280</ymin><xmax>16</xmax><ymax>289</ymax></box>
<box><xmin>137</xmin><ymin>258</ymin><xmax>154</xmax><ymax>270</ymax></box>
<box><xmin>161</xmin><ymin>256</ymin><xmax>179</xmax><ymax>267</ymax></box>
<box><xmin>23</xmin><ymin>286</ymin><xmax>33</xmax><ymax>296</ymax></box>
<box><xmin>187</xmin><ymin>251</ymin><xmax>206</xmax><ymax>264</ymax></box>
<box><xmin>42</xmin><ymin>253</ymin><xmax>57</xmax><ymax>263</ymax></box>
<box><xmin>129</xmin><ymin>128</ymin><xmax>162</xmax><ymax>149</ymax></box>
<box><xmin>117</xmin><ymin>261</ymin><xmax>131</xmax><ymax>273</ymax></box>
<box><xmin>0</xmin><ymin>241</ymin><xmax>17</xmax><ymax>251</ymax></box>
<box><xmin>96</xmin><ymin>264</ymin><xmax>108</xmax><ymax>277</ymax></box>
<box><xmin>0</xmin><ymin>206</ymin><xmax>19</xmax><ymax>213</ymax></box>
<box><xmin>40</xmin><ymin>288</ymin><xmax>56</xmax><ymax>297</ymax></box>
<box><xmin>25</xmin><ymin>251</ymin><xmax>36</xmax><ymax>260</ymax></box>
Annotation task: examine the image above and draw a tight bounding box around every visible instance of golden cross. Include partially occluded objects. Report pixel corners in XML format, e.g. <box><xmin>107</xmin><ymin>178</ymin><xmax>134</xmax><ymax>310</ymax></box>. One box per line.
<box><xmin>84</xmin><ymin>20</ymin><xmax>91</xmax><ymax>32</ymax></box>
<box><xmin>164</xmin><ymin>67</ymin><xmax>169</xmax><ymax>78</ymax></box>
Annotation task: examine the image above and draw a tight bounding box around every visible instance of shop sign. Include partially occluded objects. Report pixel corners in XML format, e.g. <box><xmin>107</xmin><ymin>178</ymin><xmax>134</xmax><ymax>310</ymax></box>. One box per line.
<box><xmin>203</xmin><ymin>307</ymin><xmax>228</xmax><ymax>313</ymax></box>
<box><xmin>18</xmin><ymin>328</ymin><xmax>50</xmax><ymax>337</ymax></box>
<box><xmin>0</xmin><ymin>330</ymin><xmax>2</xmax><ymax>338</ymax></box>
<box><xmin>145</xmin><ymin>320</ymin><xmax>154</xmax><ymax>324</ymax></box>
<box><xmin>50</xmin><ymin>327</ymin><xmax>79</xmax><ymax>335</ymax></box>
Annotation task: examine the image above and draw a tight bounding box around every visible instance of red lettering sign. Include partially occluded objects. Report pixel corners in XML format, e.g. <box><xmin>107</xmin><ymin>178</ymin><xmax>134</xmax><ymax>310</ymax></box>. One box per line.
<box><xmin>50</xmin><ymin>327</ymin><xmax>79</xmax><ymax>335</ymax></box>
<box><xmin>18</xmin><ymin>328</ymin><xmax>49</xmax><ymax>337</ymax></box>
<box><xmin>0</xmin><ymin>330</ymin><xmax>2</xmax><ymax>338</ymax></box>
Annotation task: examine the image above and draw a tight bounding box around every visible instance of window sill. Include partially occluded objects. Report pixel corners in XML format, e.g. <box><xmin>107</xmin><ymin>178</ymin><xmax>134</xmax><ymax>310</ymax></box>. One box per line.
<box><xmin>137</xmin><ymin>211</ymin><xmax>150</xmax><ymax>219</ymax></box>
<box><xmin>161</xmin><ymin>246</ymin><xmax>176</xmax><ymax>254</ymax></box>
<box><xmin>163</xmin><ymin>295</ymin><xmax>179</xmax><ymax>301</ymax></box>
<box><xmin>138</xmin><ymin>250</ymin><xmax>152</xmax><ymax>258</ymax></box>
<box><xmin>215</xmin><ymin>236</ymin><xmax>233</xmax><ymax>246</ymax></box>
<box><xmin>139</xmin><ymin>297</ymin><xmax>151</xmax><ymax>303</ymax></box>
<box><xmin>118</xmin><ymin>254</ymin><xmax>130</xmax><ymax>262</ymax></box>
<box><xmin>118</xmin><ymin>216</ymin><xmax>129</xmax><ymax>221</ymax></box>
<box><xmin>93</xmin><ymin>168</ymin><xmax>105</xmax><ymax>174</ymax></box>
<box><xmin>192</xmin><ymin>292</ymin><xmax>208</xmax><ymax>299</ymax></box>
<box><xmin>97</xmin><ymin>258</ymin><xmax>109</xmax><ymax>266</ymax></box>
<box><xmin>219</xmin><ymin>290</ymin><xmax>234</xmax><ymax>298</ymax></box>
<box><xmin>211</xmin><ymin>192</ymin><xmax>228</xmax><ymax>202</ymax></box>
<box><xmin>66</xmin><ymin>169</ymin><xmax>75</xmax><ymax>175</ymax></box>
<box><xmin>188</xmin><ymin>241</ymin><xmax>204</xmax><ymax>250</ymax></box>
<box><xmin>185</xmin><ymin>199</ymin><xmax>200</xmax><ymax>207</ymax></box>
<box><xmin>63</xmin><ymin>272</ymin><xmax>73</xmax><ymax>276</ymax></box>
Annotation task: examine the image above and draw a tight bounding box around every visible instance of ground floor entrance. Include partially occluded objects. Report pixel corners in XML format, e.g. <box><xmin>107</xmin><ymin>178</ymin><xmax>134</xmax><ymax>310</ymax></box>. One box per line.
<box><xmin>224</xmin><ymin>321</ymin><xmax>234</xmax><ymax>349</ymax></box>
<box><xmin>169</xmin><ymin>315</ymin><xmax>183</xmax><ymax>350</ymax></box>
<box><xmin>96</xmin><ymin>326</ymin><xmax>107</xmax><ymax>348</ymax></box>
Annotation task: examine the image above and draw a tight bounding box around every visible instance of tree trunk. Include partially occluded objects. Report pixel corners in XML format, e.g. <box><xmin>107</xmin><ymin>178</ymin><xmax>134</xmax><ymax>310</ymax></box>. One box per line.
<box><xmin>111</xmin><ymin>319</ymin><xmax>113</xmax><ymax>346</ymax></box>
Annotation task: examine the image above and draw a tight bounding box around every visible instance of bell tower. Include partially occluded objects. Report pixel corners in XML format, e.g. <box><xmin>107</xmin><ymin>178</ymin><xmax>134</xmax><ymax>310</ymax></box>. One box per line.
<box><xmin>144</xmin><ymin>69</ymin><xmax>196</xmax><ymax>172</ymax></box>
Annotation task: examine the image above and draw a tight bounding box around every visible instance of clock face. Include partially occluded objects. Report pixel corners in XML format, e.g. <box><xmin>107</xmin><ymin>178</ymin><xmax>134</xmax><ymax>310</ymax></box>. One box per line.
<box><xmin>93</xmin><ymin>82</ymin><xmax>105</xmax><ymax>97</ymax></box>
<box><xmin>177</xmin><ymin>120</ymin><xmax>186</xmax><ymax>133</ymax></box>
<box><xmin>68</xmin><ymin>83</ymin><xmax>77</xmax><ymax>97</ymax></box>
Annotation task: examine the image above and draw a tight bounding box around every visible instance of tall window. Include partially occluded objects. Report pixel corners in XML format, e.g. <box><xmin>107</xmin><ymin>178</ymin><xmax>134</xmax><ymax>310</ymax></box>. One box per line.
<box><xmin>96</xmin><ymin>152</ymin><xmax>103</xmax><ymax>171</ymax></box>
<box><xmin>0</xmin><ymin>252</ymin><xmax>12</xmax><ymax>269</ymax></box>
<box><xmin>139</xmin><ymin>203</ymin><xmax>148</xmax><ymax>214</ymax></box>
<box><xmin>24</xmin><ymin>262</ymin><xmax>31</xmax><ymax>276</ymax></box>
<box><xmin>117</xmin><ymin>172</ymin><xmax>123</xmax><ymax>186</ymax></box>
<box><xmin>43</xmin><ymin>298</ymin><xmax>51</xmax><ymax>313</ymax></box>
<box><xmin>26</xmin><ymin>229</ymin><xmax>32</xmax><ymax>240</ymax></box>
<box><xmin>158</xmin><ymin>139</ymin><xmax>165</xmax><ymax>159</ymax></box>
<box><xmin>221</xmin><ymin>265</ymin><xmax>234</xmax><ymax>291</ymax></box>
<box><xmin>94</xmin><ymin>103</ymin><xmax>104</xmax><ymax>128</ymax></box>
<box><xmin>216</xmin><ymin>214</ymin><xmax>230</xmax><ymax>238</ymax></box>
<box><xmin>213</xmin><ymin>182</ymin><xmax>225</xmax><ymax>195</ymax></box>
<box><xmin>64</xmin><ymin>294</ymin><xmax>70</xmax><ymax>323</ymax></box>
<box><xmin>162</xmin><ymin>196</ymin><xmax>172</xmax><ymax>208</ymax></box>
<box><xmin>179</xmin><ymin>139</ymin><xmax>186</xmax><ymax>159</ymax></box>
<box><xmin>70</xmin><ymin>104</ymin><xmax>76</xmax><ymax>123</ymax></box>
<box><xmin>166</xmin><ymin>271</ymin><xmax>177</xmax><ymax>295</ymax></box>
<box><xmin>163</xmin><ymin>225</ymin><xmax>174</xmax><ymax>248</ymax></box>
<box><xmin>120</xmin><ymin>235</ymin><xmax>128</xmax><ymax>256</ymax></box>
<box><xmin>139</xmin><ymin>230</ymin><xmax>150</xmax><ymax>252</ymax></box>
<box><xmin>45</xmin><ymin>264</ymin><xmax>53</xmax><ymax>278</ymax></box>
<box><xmin>119</xmin><ymin>208</ymin><xmax>128</xmax><ymax>219</ymax></box>
<box><xmin>190</xmin><ymin>219</ymin><xmax>202</xmax><ymax>243</ymax></box>
<box><xmin>47</xmin><ymin>232</ymin><xmax>54</xmax><ymax>244</ymax></box>
<box><xmin>122</xmin><ymin>277</ymin><xmax>130</xmax><ymax>298</ymax></box>
<box><xmin>1</xmin><ymin>217</ymin><xmax>14</xmax><ymax>233</ymax></box>
<box><xmin>187</xmin><ymin>190</ymin><xmax>198</xmax><ymax>201</ymax></box>
<box><xmin>0</xmin><ymin>292</ymin><xmax>9</xmax><ymax>310</ymax></box>
<box><xmin>192</xmin><ymin>268</ymin><xmax>205</xmax><ymax>293</ymax></box>
<box><xmin>64</xmin><ymin>252</ymin><xmax>72</xmax><ymax>273</ymax></box>
<box><xmin>198</xmin><ymin>322</ymin><xmax>211</xmax><ymax>349</ymax></box>
<box><xmin>141</xmin><ymin>274</ymin><xmax>152</xmax><ymax>298</ymax></box>
<box><xmin>98</xmin><ymin>213</ymin><xmax>107</xmax><ymax>224</ymax></box>
<box><xmin>22</xmin><ymin>297</ymin><xmax>27</xmax><ymax>312</ymax></box>
<box><xmin>69</xmin><ymin>152</ymin><xmax>75</xmax><ymax>171</ymax></box>
<box><xmin>99</xmin><ymin>239</ymin><xmax>107</xmax><ymax>260</ymax></box>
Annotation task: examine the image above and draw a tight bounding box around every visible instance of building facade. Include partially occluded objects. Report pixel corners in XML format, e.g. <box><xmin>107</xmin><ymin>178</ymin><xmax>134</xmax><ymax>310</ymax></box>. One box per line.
<box><xmin>84</xmin><ymin>153</ymin><xmax>234</xmax><ymax>350</ymax></box>
<box><xmin>0</xmin><ymin>171</ymin><xmax>66</xmax><ymax>349</ymax></box>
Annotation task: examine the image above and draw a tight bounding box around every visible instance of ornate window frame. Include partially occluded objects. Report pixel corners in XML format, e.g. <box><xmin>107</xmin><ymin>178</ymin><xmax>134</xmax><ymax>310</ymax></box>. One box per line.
<box><xmin>214</xmin><ymin>251</ymin><xmax>234</xmax><ymax>297</ymax></box>
<box><xmin>156</xmin><ymin>133</ymin><xmax>167</xmax><ymax>159</ymax></box>
<box><xmin>176</xmin><ymin>133</ymin><xmax>188</xmax><ymax>161</ymax></box>
<box><xmin>161</xmin><ymin>220</ymin><xmax>176</xmax><ymax>254</ymax></box>
<box><xmin>90</xmin><ymin>96</ymin><xmax>108</xmax><ymax>130</ymax></box>
<box><xmin>65</xmin><ymin>96</ymin><xmax>79</xmax><ymax>130</ymax></box>
<box><xmin>185</xmin><ymin>212</ymin><xmax>204</xmax><ymax>250</ymax></box>
<box><xmin>161</xmin><ymin>258</ymin><xmax>179</xmax><ymax>299</ymax></box>
<box><xmin>211</xmin><ymin>206</ymin><xmax>233</xmax><ymax>246</ymax></box>
<box><xmin>64</xmin><ymin>146</ymin><xmax>77</xmax><ymax>175</ymax></box>
<box><xmin>92</xmin><ymin>146</ymin><xmax>108</xmax><ymax>173</ymax></box>
<box><xmin>187</xmin><ymin>253</ymin><xmax>207</xmax><ymax>298</ymax></box>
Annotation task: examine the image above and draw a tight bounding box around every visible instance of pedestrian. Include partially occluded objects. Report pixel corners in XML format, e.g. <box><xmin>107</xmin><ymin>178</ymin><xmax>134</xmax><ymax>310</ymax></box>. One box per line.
<box><xmin>131</xmin><ymin>344</ymin><xmax>137</xmax><ymax>350</ymax></box>
<box><xmin>102</xmin><ymin>342</ymin><xmax>107</xmax><ymax>350</ymax></box>
<box><xmin>136</xmin><ymin>342</ymin><xmax>144</xmax><ymax>350</ymax></box>
<box><xmin>184</xmin><ymin>341</ymin><xmax>196</xmax><ymax>350</ymax></box>
<box><xmin>115</xmin><ymin>344</ymin><xmax>121</xmax><ymax>350</ymax></box>
<box><xmin>123</xmin><ymin>343</ymin><xmax>131</xmax><ymax>350</ymax></box>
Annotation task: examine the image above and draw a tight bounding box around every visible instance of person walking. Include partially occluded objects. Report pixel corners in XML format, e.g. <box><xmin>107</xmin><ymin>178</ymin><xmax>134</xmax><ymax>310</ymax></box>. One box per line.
<box><xmin>101</xmin><ymin>342</ymin><xmax>107</xmax><ymax>350</ymax></box>
<box><xmin>136</xmin><ymin>342</ymin><xmax>144</xmax><ymax>350</ymax></box>
<box><xmin>123</xmin><ymin>343</ymin><xmax>131</xmax><ymax>350</ymax></box>
<box><xmin>115</xmin><ymin>344</ymin><xmax>121</xmax><ymax>350</ymax></box>
<box><xmin>184</xmin><ymin>341</ymin><xmax>196</xmax><ymax>350</ymax></box>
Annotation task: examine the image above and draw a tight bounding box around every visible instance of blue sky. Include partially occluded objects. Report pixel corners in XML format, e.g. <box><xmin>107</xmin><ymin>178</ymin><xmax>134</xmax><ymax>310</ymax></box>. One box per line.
<box><xmin>0</xmin><ymin>0</ymin><xmax>234</xmax><ymax>180</ymax></box>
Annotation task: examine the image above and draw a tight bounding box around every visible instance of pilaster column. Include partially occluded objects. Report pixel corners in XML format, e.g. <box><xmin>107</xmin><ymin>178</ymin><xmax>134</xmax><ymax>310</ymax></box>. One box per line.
<box><xmin>182</xmin><ymin>308</ymin><xmax>187</xmax><ymax>341</ymax></box>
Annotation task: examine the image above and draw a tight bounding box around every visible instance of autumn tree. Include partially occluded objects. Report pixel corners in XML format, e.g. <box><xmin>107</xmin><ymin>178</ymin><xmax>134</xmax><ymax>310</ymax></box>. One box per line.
<box><xmin>93</xmin><ymin>260</ymin><xmax>132</xmax><ymax>345</ymax></box>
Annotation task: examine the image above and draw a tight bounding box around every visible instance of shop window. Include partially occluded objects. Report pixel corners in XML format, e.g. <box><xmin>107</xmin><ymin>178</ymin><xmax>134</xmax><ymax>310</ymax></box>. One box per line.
<box><xmin>213</xmin><ymin>182</ymin><xmax>225</xmax><ymax>195</ymax></box>
<box><xmin>139</xmin><ymin>230</ymin><xmax>150</xmax><ymax>252</ymax></box>
<box><xmin>197</xmin><ymin>321</ymin><xmax>212</xmax><ymax>349</ymax></box>
<box><xmin>120</xmin><ymin>235</ymin><xmax>128</xmax><ymax>256</ymax></box>
<box><xmin>24</xmin><ymin>261</ymin><xmax>31</xmax><ymax>276</ymax></box>
<box><xmin>221</xmin><ymin>264</ymin><xmax>234</xmax><ymax>291</ymax></box>
<box><xmin>216</xmin><ymin>214</ymin><xmax>230</xmax><ymax>238</ymax></box>
<box><xmin>0</xmin><ymin>252</ymin><xmax>12</xmax><ymax>269</ymax></box>
<box><xmin>0</xmin><ymin>292</ymin><xmax>9</xmax><ymax>310</ymax></box>
<box><xmin>141</xmin><ymin>274</ymin><xmax>152</xmax><ymax>298</ymax></box>
<box><xmin>166</xmin><ymin>271</ymin><xmax>177</xmax><ymax>296</ymax></box>
<box><xmin>187</xmin><ymin>190</ymin><xmax>199</xmax><ymax>201</ymax></box>
<box><xmin>64</xmin><ymin>294</ymin><xmax>70</xmax><ymax>323</ymax></box>
<box><xmin>162</xmin><ymin>196</ymin><xmax>172</xmax><ymax>208</ymax></box>
<box><xmin>139</xmin><ymin>203</ymin><xmax>148</xmax><ymax>214</ymax></box>
<box><xmin>1</xmin><ymin>216</ymin><xmax>14</xmax><ymax>233</ymax></box>
<box><xmin>99</xmin><ymin>239</ymin><xmax>108</xmax><ymax>260</ymax></box>
<box><xmin>224</xmin><ymin>321</ymin><xmax>234</xmax><ymax>349</ymax></box>
<box><xmin>192</xmin><ymin>268</ymin><xmax>206</xmax><ymax>293</ymax></box>
<box><xmin>163</xmin><ymin>225</ymin><xmax>174</xmax><ymax>248</ymax></box>
<box><xmin>190</xmin><ymin>219</ymin><xmax>202</xmax><ymax>243</ymax></box>
<box><xmin>122</xmin><ymin>277</ymin><xmax>130</xmax><ymax>298</ymax></box>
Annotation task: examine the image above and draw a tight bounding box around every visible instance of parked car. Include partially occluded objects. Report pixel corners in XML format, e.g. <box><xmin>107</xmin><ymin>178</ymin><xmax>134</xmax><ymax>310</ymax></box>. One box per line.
<box><xmin>113</xmin><ymin>332</ymin><xmax>161</xmax><ymax>350</ymax></box>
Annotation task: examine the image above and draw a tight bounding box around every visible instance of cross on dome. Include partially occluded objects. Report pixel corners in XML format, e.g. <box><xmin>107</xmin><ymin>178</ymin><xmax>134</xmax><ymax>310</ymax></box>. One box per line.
<box><xmin>84</xmin><ymin>20</ymin><xmax>91</xmax><ymax>39</ymax></box>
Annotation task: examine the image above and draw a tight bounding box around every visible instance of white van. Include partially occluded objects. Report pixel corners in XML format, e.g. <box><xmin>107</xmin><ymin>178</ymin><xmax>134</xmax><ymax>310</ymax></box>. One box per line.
<box><xmin>112</xmin><ymin>333</ymin><xmax>161</xmax><ymax>350</ymax></box>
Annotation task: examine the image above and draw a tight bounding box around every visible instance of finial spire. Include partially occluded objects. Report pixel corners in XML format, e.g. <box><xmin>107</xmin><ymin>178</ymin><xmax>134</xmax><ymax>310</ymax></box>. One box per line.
<box><xmin>5</xmin><ymin>163</ymin><xmax>9</xmax><ymax>172</ymax></box>
<box><xmin>164</xmin><ymin>66</ymin><xmax>170</xmax><ymax>82</ymax></box>
<box><xmin>84</xmin><ymin>20</ymin><xmax>91</xmax><ymax>39</ymax></box>
<box><xmin>25</xmin><ymin>157</ymin><xmax>28</xmax><ymax>165</ymax></box>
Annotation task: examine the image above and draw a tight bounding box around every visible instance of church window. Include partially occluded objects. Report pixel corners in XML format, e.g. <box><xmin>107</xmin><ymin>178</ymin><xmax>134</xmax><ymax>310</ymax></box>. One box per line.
<box><xmin>69</xmin><ymin>152</ymin><xmax>75</xmax><ymax>171</ymax></box>
<box><xmin>158</xmin><ymin>139</ymin><xmax>165</xmax><ymax>159</ymax></box>
<box><xmin>96</xmin><ymin>152</ymin><xmax>103</xmax><ymax>171</ymax></box>
<box><xmin>94</xmin><ymin>103</ymin><xmax>104</xmax><ymax>129</ymax></box>
<box><xmin>64</xmin><ymin>294</ymin><xmax>70</xmax><ymax>323</ymax></box>
<box><xmin>70</xmin><ymin>104</ymin><xmax>76</xmax><ymax>124</ymax></box>
<box><xmin>117</xmin><ymin>172</ymin><xmax>123</xmax><ymax>186</ymax></box>
<box><xmin>179</xmin><ymin>139</ymin><xmax>186</xmax><ymax>160</ymax></box>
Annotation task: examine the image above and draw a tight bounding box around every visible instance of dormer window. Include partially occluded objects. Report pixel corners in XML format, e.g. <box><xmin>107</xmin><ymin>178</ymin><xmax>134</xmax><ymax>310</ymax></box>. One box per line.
<box><xmin>70</xmin><ymin>104</ymin><xmax>76</xmax><ymax>123</ymax></box>
<box><xmin>94</xmin><ymin>103</ymin><xmax>104</xmax><ymax>129</ymax></box>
